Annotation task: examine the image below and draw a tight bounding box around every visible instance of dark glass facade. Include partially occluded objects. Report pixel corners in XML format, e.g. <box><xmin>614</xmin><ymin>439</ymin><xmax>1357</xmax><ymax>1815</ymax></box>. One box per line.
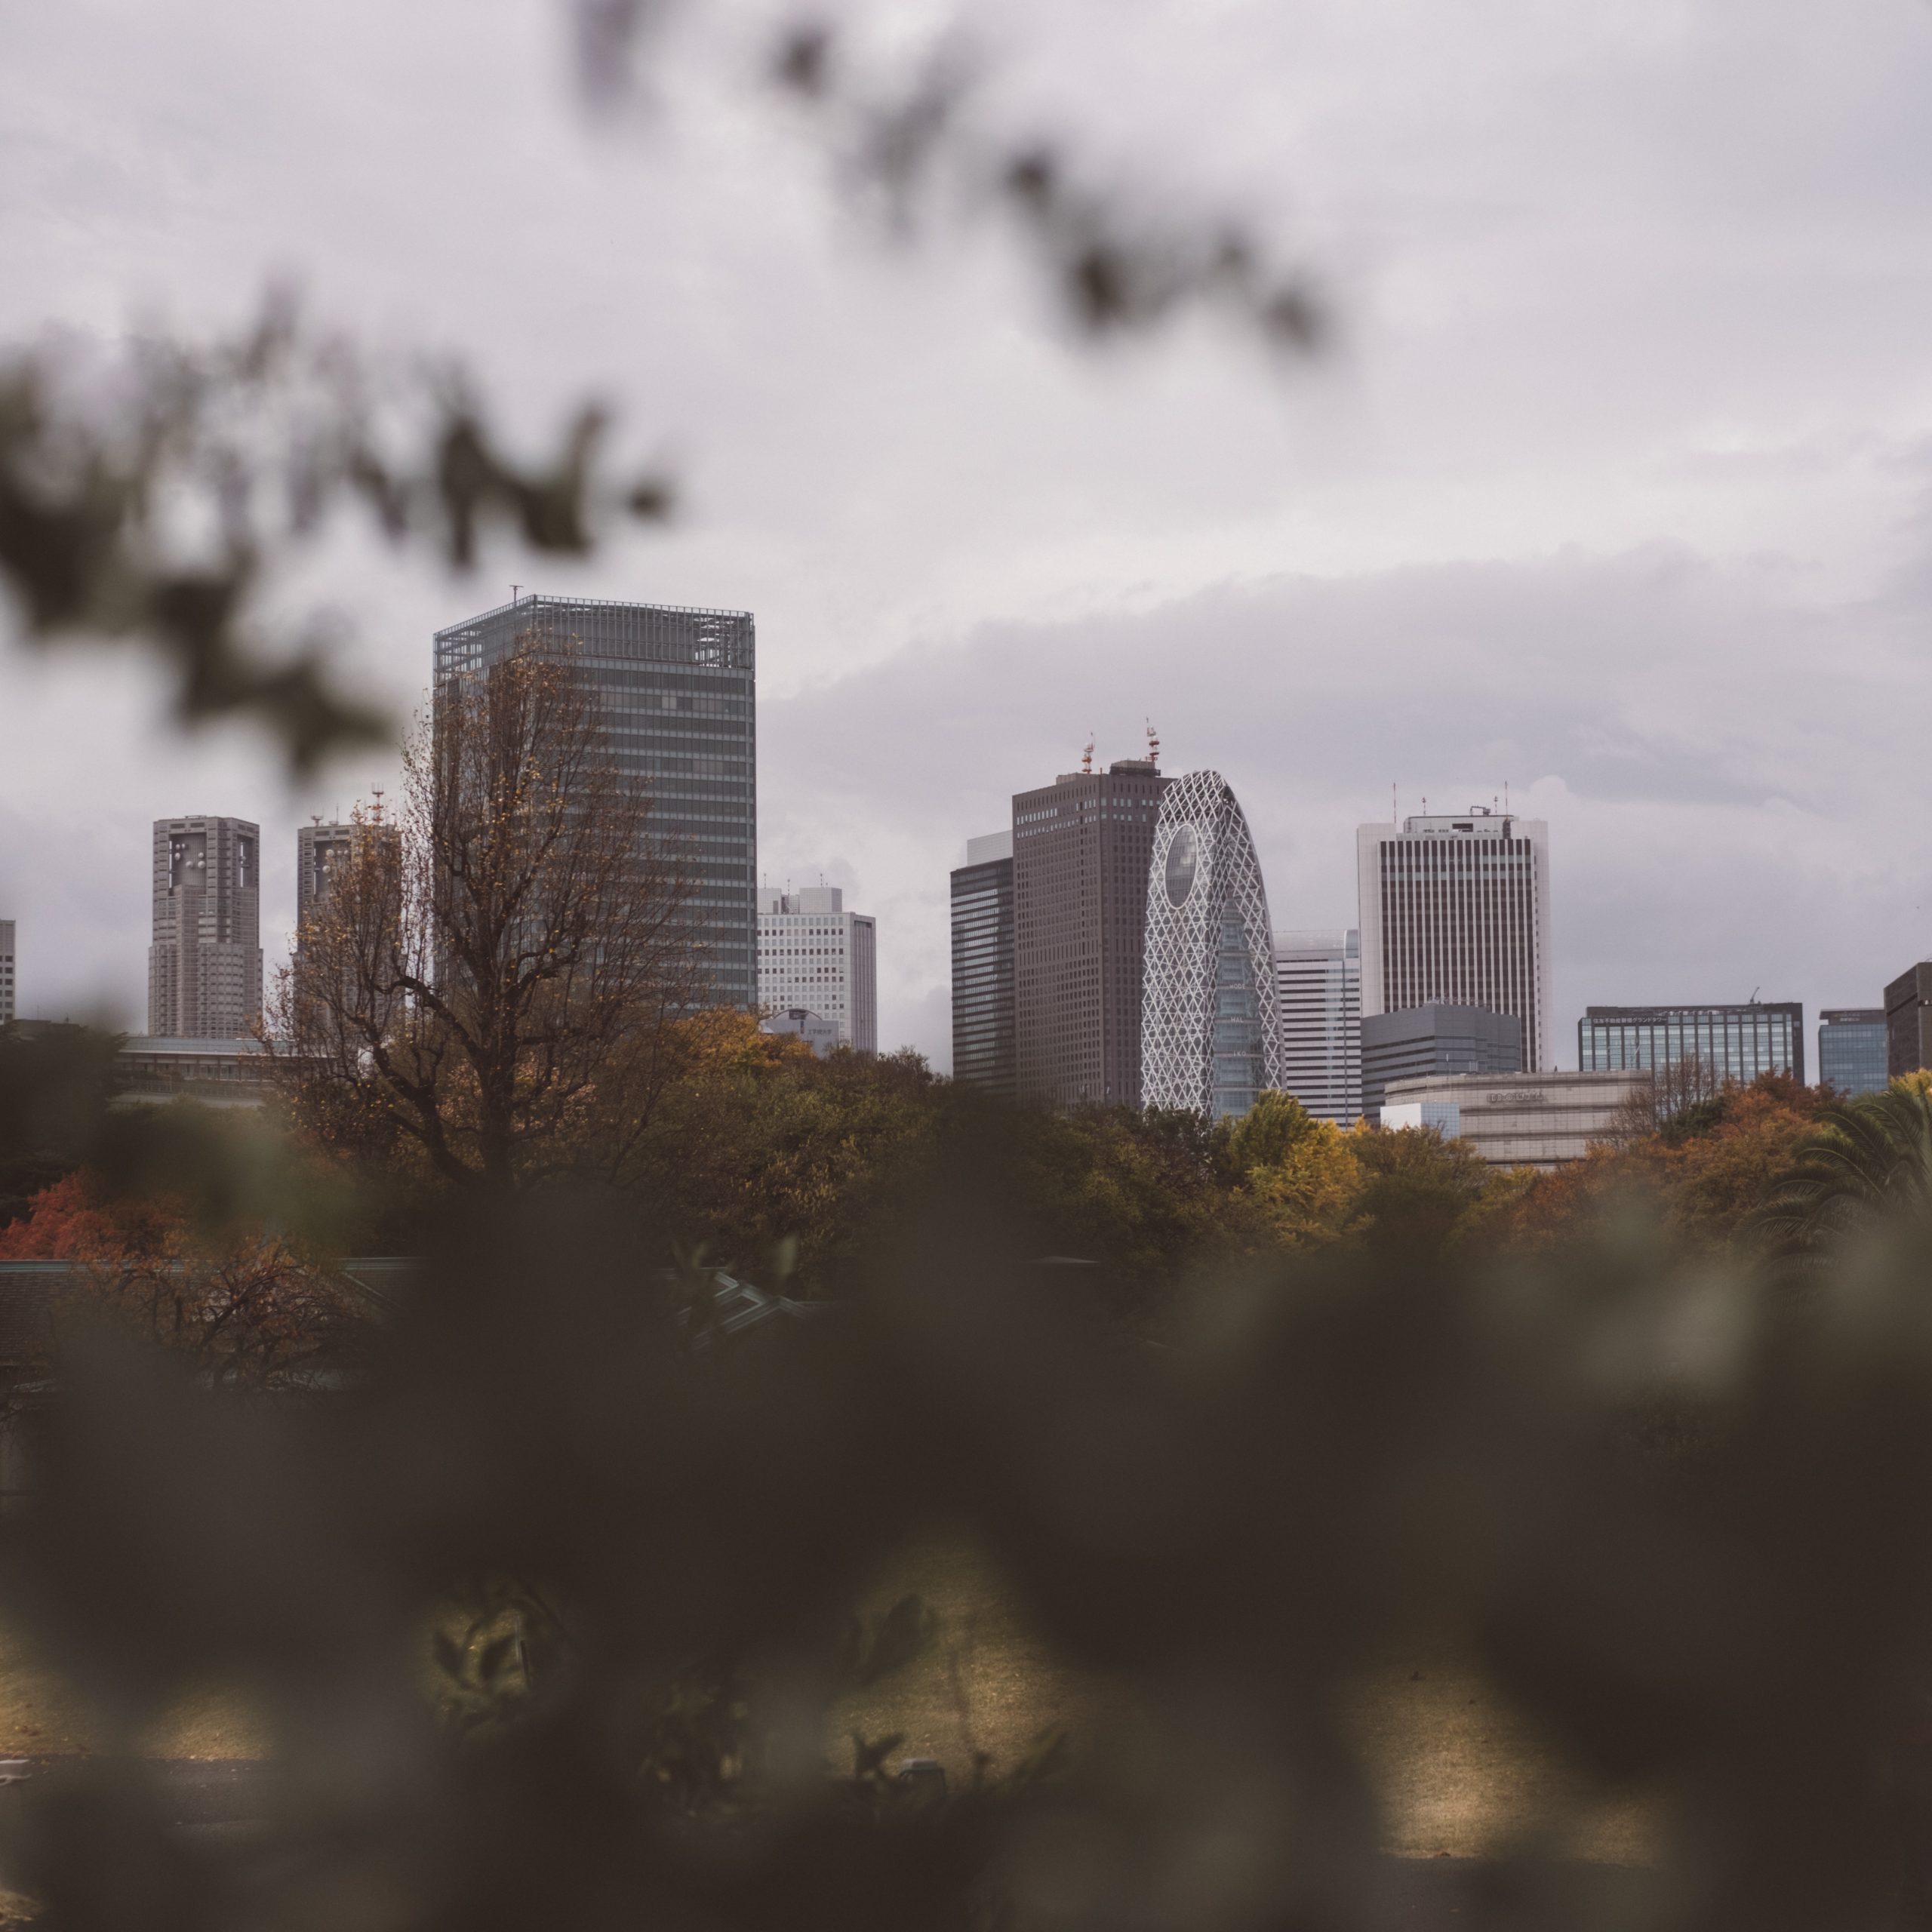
<box><xmin>1013</xmin><ymin>761</ymin><xmax>1169</xmax><ymax>1109</ymax></box>
<box><xmin>1360</xmin><ymin>1004</ymin><xmax>1521</xmax><ymax>1115</ymax></box>
<box><xmin>432</xmin><ymin>595</ymin><xmax>756</xmax><ymax>1008</ymax></box>
<box><xmin>1819</xmin><ymin>1009</ymin><xmax>1887</xmax><ymax>1097</ymax></box>
<box><xmin>949</xmin><ymin>848</ymin><xmax>1015</xmax><ymax>1097</ymax></box>
<box><xmin>1885</xmin><ymin>965</ymin><xmax>1932</xmax><ymax>1079</ymax></box>
<box><xmin>1579</xmin><ymin>1003</ymin><xmax>1804</xmax><ymax>1085</ymax></box>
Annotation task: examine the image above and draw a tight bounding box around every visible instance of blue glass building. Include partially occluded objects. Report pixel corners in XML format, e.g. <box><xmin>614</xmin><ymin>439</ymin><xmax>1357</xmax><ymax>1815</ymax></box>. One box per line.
<box><xmin>1819</xmin><ymin>1008</ymin><xmax>1887</xmax><ymax>1097</ymax></box>
<box><xmin>1578</xmin><ymin>1002</ymin><xmax>1804</xmax><ymax>1086</ymax></box>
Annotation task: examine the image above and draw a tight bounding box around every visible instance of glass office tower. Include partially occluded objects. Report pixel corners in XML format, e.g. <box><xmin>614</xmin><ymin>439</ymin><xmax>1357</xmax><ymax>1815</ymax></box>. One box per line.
<box><xmin>432</xmin><ymin>594</ymin><xmax>757</xmax><ymax>1008</ymax></box>
<box><xmin>1819</xmin><ymin>1008</ymin><xmax>1887</xmax><ymax>1097</ymax></box>
<box><xmin>950</xmin><ymin>831</ymin><xmax>1016</xmax><ymax>1097</ymax></box>
<box><xmin>1579</xmin><ymin>1002</ymin><xmax>1804</xmax><ymax>1085</ymax></box>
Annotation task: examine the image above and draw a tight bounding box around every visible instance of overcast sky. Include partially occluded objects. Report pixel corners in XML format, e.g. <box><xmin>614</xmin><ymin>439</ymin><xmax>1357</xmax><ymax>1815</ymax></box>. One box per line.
<box><xmin>5</xmin><ymin>0</ymin><xmax>1932</xmax><ymax>1069</ymax></box>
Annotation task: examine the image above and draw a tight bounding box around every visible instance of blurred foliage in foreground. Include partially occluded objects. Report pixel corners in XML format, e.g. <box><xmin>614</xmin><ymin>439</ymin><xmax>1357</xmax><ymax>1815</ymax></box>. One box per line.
<box><xmin>8</xmin><ymin>1019</ymin><xmax>1932</xmax><ymax>1927</ymax></box>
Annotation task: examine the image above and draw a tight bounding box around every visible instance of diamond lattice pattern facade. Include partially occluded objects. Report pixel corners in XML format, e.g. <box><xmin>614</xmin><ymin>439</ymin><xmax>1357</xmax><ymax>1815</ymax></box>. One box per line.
<box><xmin>1141</xmin><ymin>771</ymin><xmax>1284</xmax><ymax>1120</ymax></box>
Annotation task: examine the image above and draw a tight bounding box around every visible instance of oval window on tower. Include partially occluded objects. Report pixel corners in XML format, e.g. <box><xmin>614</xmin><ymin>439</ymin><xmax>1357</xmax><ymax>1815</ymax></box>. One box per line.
<box><xmin>1164</xmin><ymin>824</ymin><xmax>1199</xmax><ymax>907</ymax></box>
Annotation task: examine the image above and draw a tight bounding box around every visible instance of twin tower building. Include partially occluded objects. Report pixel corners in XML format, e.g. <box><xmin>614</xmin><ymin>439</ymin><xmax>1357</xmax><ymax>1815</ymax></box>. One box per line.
<box><xmin>951</xmin><ymin>758</ymin><xmax>1552</xmax><ymax>1125</ymax></box>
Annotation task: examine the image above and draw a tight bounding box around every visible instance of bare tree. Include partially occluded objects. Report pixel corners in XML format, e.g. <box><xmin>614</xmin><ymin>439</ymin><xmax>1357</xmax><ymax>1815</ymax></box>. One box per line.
<box><xmin>266</xmin><ymin>635</ymin><xmax>698</xmax><ymax>1192</ymax></box>
<box><xmin>1608</xmin><ymin>1053</ymin><xmax>1724</xmax><ymax>1143</ymax></box>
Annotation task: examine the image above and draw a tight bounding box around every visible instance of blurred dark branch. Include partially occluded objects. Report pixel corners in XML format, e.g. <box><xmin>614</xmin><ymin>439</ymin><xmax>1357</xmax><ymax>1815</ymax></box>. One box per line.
<box><xmin>0</xmin><ymin>303</ymin><xmax>673</xmax><ymax>776</ymax></box>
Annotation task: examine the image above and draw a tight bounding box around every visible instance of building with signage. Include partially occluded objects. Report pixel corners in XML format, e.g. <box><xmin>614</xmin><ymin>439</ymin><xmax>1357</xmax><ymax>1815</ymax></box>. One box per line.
<box><xmin>1819</xmin><ymin>1008</ymin><xmax>1887</xmax><ymax>1097</ymax></box>
<box><xmin>1579</xmin><ymin>1001</ymin><xmax>1804</xmax><ymax>1086</ymax></box>
<box><xmin>1378</xmin><ymin>1069</ymin><xmax>1642</xmax><ymax>1169</ymax></box>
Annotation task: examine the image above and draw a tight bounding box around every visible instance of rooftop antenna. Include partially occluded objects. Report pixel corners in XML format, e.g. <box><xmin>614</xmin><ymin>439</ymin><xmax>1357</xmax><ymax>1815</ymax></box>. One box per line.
<box><xmin>1081</xmin><ymin>735</ymin><xmax>1094</xmax><ymax>776</ymax></box>
<box><xmin>369</xmin><ymin>785</ymin><xmax>386</xmax><ymax>825</ymax></box>
<box><xmin>1504</xmin><ymin>780</ymin><xmax>1511</xmax><ymax>812</ymax></box>
<box><xmin>1146</xmin><ymin>719</ymin><xmax>1161</xmax><ymax>769</ymax></box>
<box><xmin>509</xmin><ymin>583</ymin><xmax>521</xmax><ymax>604</ymax></box>
<box><xmin>1392</xmin><ymin>783</ymin><xmax>1398</xmax><ymax>825</ymax></box>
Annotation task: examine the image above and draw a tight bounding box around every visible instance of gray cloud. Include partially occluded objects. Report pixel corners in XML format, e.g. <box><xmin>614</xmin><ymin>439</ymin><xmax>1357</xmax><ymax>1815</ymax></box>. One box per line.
<box><xmin>4</xmin><ymin>0</ymin><xmax>1932</xmax><ymax>1077</ymax></box>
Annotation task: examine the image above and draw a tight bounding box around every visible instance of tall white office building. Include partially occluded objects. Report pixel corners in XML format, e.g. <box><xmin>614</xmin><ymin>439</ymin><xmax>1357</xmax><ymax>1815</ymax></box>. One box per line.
<box><xmin>1356</xmin><ymin>808</ymin><xmax>1552</xmax><ymax>1072</ymax></box>
<box><xmin>0</xmin><ymin>920</ymin><xmax>14</xmax><ymax>1024</ymax></box>
<box><xmin>1272</xmin><ymin>929</ymin><xmax>1361</xmax><ymax>1124</ymax></box>
<box><xmin>757</xmin><ymin>885</ymin><xmax>877</xmax><ymax>1053</ymax></box>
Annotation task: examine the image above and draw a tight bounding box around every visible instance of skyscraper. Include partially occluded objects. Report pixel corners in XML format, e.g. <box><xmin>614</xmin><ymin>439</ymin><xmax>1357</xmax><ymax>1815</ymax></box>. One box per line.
<box><xmin>432</xmin><ymin>594</ymin><xmax>758</xmax><ymax>1008</ymax></box>
<box><xmin>756</xmin><ymin>885</ymin><xmax>876</xmax><ymax>1053</ymax></box>
<box><xmin>1141</xmin><ymin>770</ymin><xmax>1284</xmax><ymax>1120</ymax></box>
<box><xmin>1885</xmin><ymin>965</ymin><xmax>1932</xmax><ymax>1079</ymax></box>
<box><xmin>1014</xmin><ymin>758</ymin><xmax>1169</xmax><ymax>1108</ymax></box>
<box><xmin>950</xmin><ymin>831</ymin><xmax>1016</xmax><ymax>1097</ymax></box>
<box><xmin>293</xmin><ymin>816</ymin><xmax>403</xmax><ymax>1032</ymax></box>
<box><xmin>1819</xmin><ymin>1009</ymin><xmax>1887</xmax><ymax>1097</ymax></box>
<box><xmin>1579</xmin><ymin>1002</ymin><xmax>1804</xmax><ymax>1084</ymax></box>
<box><xmin>0</xmin><ymin>920</ymin><xmax>14</xmax><ymax>1025</ymax></box>
<box><xmin>148</xmin><ymin>817</ymin><xmax>262</xmax><ymax>1038</ymax></box>
<box><xmin>1273</xmin><ymin>928</ymin><xmax>1361</xmax><ymax>1124</ymax></box>
<box><xmin>1356</xmin><ymin>808</ymin><xmax>1552</xmax><ymax>1072</ymax></box>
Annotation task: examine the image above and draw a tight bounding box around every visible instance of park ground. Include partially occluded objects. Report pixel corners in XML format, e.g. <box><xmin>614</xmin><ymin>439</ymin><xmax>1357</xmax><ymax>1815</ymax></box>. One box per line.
<box><xmin>0</xmin><ymin>1537</ymin><xmax>1658</xmax><ymax>1864</ymax></box>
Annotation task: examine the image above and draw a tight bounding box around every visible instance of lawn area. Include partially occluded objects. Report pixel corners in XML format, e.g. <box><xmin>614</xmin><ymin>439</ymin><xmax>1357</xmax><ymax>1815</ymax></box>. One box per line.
<box><xmin>835</xmin><ymin>1536</ymin><xmax>1660</xmax><ymax>1863</ymax></box>
<box><xmin>0</xmin><ymin>1540</ymin><xmax>1659</xmax><ymax>1863</ymax></box>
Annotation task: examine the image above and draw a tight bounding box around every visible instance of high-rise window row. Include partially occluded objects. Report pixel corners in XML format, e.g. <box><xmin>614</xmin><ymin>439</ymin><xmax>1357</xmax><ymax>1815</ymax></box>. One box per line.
<box><xmin>0</xmin><ymin>919</ymin><xmax>14</xmax><ymax>1026</ymax></box>
<box><xmin>432</xmin><ymin>593</ymin><xmax>757</xmax><ymax>1008</ymax></box>
<box><xmin>756</xmin><ymin>886</ymin><xmax>876</xmax><ymax>1054</ymax></box>
<box><xmin>1579</xmin><ymin>1004</ymin><xmax>1804</xmax><ymax>1085</ymax></box>
<box><xmin>1356</xmin><ymin>811</ymin><xmax>1552</xmax><ymax>1073</ymax></box>
<box><xmin>951</xmin><ymin>832</ymin><xmax>1016</xmax><ymax>1097</ymax></box>
<box><xmin>148</xmin><ymin>816</ymin><xmax>262</xmax><ymax>1040</ymax></box>
<box><xmin>1012</xmin><ymin>761</ymin><xmax>1169</xmax><ymax>1109</ymax></box>
<box><xmin>1819</xmin><ymin>1008</ymin><xmax>1887</xmax><ymax>1097</ymax></box>
<box><xmin>1273</xmin><ymin>928</ymin><xmax>1361</xmax><ymax>1124</ymax></box>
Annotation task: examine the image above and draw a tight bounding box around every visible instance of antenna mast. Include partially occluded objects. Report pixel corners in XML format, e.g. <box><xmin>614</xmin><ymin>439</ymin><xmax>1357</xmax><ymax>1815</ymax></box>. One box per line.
<box><xmin>1146</xmin><ymin>719</ymin><xmax>1161</xmax><ymax>769</ymax></box>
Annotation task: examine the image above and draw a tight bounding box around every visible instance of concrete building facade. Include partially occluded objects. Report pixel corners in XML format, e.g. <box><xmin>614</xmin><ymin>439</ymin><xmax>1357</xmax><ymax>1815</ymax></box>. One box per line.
<box><xmin>1273</xmin><ymin>928</ymin><xmax>1361</xmax><ymax>1124</ymax></box>
<box><xmin>0</xmin><ymin>920</ymin><xmax>13</xmax><ymax>1025</ymax></box>
<box><xmin>757</xmin><ymin>886</ymin><xmax>875</xmax><ymax>1053</ymax></box>
<box><xmin>951</xmin><ymin>831</ymin><xmax>1016</xmax><ymax>1097</ymax></box>
<box><xmin>1014</xmin><ymin>758</ymin><xmax>1170</xmax><ymax>1109</ymax></box>
<box><xmin>1820</xmin><ymin>1008</ymin><xmax>1887</xmax><ymax>1097</ymax></box>
<box><xmin>1580</xmin><ymin>1002</ymin><xmax>1804</xmax><ymax>1085</ymax></box>
<box><xmin>433</xmin><ymin>593</ymin><xmax>758</xmax><ymax>1008</ymax></box>
<box><xmin>147</xmin><ymin>817</ymin><xmax>262</xmax><ymax>1039</ymax></box>
<box><xmin>1357</xmin><ymin>809</ymin><xmax>1552</xmax><ymax>1074</ymax></box>
<box><xmin>1141</xmin><ymin>770</ymin><xmax>1284</xmax><ymax>1121</ymax></box>
<box><xmin>1361</xmin><ymin>1004</ymin><xmax>1521</xmax><ymax>1116</ymax></box>
<box><xmin>1885</xmin><ymin>966</ymin><xmax>1932</xmax><ymax>1080</ymax></box>
<box><xmin>758</xmin><ymin>1007</ymin><xmax>841</xmax><ymax>1058</ymax></box>
<box><xmin>1379</xmin><ymin>1069</ymin><xmax>1642</xmax><ymax>1169</ymax></box>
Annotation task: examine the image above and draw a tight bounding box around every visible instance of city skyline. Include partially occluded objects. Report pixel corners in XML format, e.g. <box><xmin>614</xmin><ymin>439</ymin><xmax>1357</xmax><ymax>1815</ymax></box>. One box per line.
<box><xmin>8</xmin><ymin>3</ymin><xmax>1932</xmax><ymax>1067</ymax></box>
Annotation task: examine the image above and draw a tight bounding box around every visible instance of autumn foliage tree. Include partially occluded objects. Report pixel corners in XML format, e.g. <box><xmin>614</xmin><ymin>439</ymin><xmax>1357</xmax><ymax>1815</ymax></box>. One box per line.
<box><xmin>266</xmin><ymin>635</ymin><xmax>700</xmax><ymax>1195</ymax></box>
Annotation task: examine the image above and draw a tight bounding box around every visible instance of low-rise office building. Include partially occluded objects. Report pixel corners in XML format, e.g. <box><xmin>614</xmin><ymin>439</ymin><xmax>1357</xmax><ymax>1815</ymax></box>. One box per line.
<box><xmin>1378</xmin><ymin>1069</ymin><xmax>1642</xmax><ymax>1170</ymax></box>
<box><xmin>1580</xmin><ymin>1001</ymin><xmax>1804</xmax><ymax>1085</ymax></box>
<box><xmin>1820</xmin><ymin>1008</ymin><xmax>1887</xmax><ymax>1097</ymax></box>
<box><xmin>118</xmin><ymin>1036</ymin><xmax>271</xmax><ymax>1106</ymax></box>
